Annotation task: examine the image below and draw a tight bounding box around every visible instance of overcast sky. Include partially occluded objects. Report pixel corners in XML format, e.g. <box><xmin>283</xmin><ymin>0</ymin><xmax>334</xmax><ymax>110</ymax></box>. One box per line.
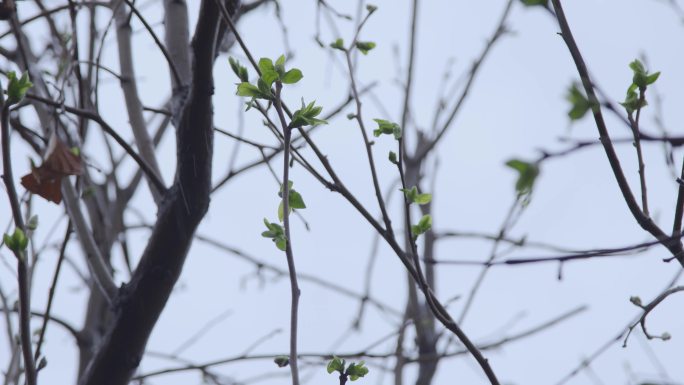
<box><xmin>2</xmin><ymin>1</ymin><xmax>684</xmax><ymax>384</ymax></box>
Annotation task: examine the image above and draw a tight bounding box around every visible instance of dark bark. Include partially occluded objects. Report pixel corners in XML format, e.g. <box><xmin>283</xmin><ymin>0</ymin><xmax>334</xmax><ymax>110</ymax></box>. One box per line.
<box><xmin>77</xmin><ymin>1</ymin><xmax>219</xmax><ymax>384</ymax></box>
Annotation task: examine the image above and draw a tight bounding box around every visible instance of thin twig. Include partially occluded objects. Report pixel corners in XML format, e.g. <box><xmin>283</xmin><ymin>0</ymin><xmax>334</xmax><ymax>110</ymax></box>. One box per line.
<box><xmin>623</xmin><ymin>285</ymin><xmax>684</xmax><ymax>345</ymax></box>
<box><xmin>550</xmin><ymin>0</ymin><xmax>684</xmax><ymax>265</ymax></box>
<box><xmin>628</xmin><ymin>91</ymin><xmax>649</xmax><ymax>216</ymax></box>
<box><xmin>0</xmin><ymin>97</ymin><xmax>37</xmax><ymax>385</ymax></box>
<box><xmin>34</xmin><ymin>222</ymin><xmax>72</xmax><ymax>362</ymax></box>
<box><xmin>274</xmin><ymin>81</ymin><xmax>301</xmax><ymax>385</ymax></box>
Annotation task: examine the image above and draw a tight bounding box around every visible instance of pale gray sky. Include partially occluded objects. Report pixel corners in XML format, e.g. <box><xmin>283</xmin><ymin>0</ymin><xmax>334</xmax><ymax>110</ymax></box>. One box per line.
<box><xmin>2</xmin><ymin>1</ymin><xmax>684</xmax><ymax>384</ymax></box>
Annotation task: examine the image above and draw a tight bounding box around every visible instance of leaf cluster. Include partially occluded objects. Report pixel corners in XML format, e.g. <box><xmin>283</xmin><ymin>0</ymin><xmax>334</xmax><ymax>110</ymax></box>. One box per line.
<box><xmin>620</xmin><ymin>59</ymin><xmax>660</xmax><ymax>114</ymax></box>
<box><xmin>278</xmin><ymin>181</ymin><xmax>307</xmax><ymax>221</ymax></box>
<box><xmin>291</xmin><ymin>99</ymin><xmax>327</xmax><ymax>128</ymax></box>
<box><xmin>261</xmin><ymin>219</ymin><xmax>287</xmax><ymax>251</ymax></box>
<box><xmin>411</xmin><ymin>214</ymin><xmax>432</xmax><ymax>239</ymax></box>
<box><xmin>565</xmin><ymin>83</ymin><xmax>595</xmax><ymax>121</ymax></box>
<box><xmin>327</xmin><ymin>357</ymin><xmax>369</xmax><ymax>382</ymax></box>
<box><xmin>234</xmin><ymin>55</ymin><xmax>303</xmax><ymax>102</ymax></box>
<box><xmin>6</xmin><ymin>71</ymin><xmax>32</xmax><ymax>105</ymax></box>
<box><xmin>3</xmin><ymin>228</ymin><xmax>28</xmax><ymax>254</ymax></box>
<box><xmin>400</xmin><ymin>186</ymin><xmax>432</xmax><ymax>205</ymax></box>
<box><xmin>372</xmin><ymin>119</ymin><xmax>401</xmax><ymax>140</ymax></box>
<box><xmin>505</xmin><ymin>159</ymin><xmax>539</xmax><ymax>198</ymax></box>
<box><xmin>329</xmin><ymin>38</ymin><xmax>376</xmax><ymax>55</ymax></box>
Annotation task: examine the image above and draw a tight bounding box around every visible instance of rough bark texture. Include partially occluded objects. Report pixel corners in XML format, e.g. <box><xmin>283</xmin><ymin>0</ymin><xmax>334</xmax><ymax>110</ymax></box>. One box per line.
<box><xmin>77</xmin><ymin>1</ymin><xmax>219</xmax><ymax>384</ymax></box>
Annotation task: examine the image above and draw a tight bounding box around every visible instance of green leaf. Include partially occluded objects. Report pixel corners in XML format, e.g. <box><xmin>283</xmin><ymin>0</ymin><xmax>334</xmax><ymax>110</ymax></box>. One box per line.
<box><xmin>275</xmin><ymin>238</ymin><xmax>287</xmax><ymax>251</ymax></box>
<box><xmin>327</xmin><ymin>357</ymin><xmax>345</xmax><ymax>374</ymax></box>
<box><xmin>566</xmin><ymin>83</ymin><xmax>592</xmax><ymax>120</ymax></box>
<box><xmin>372</xmin><ymin>119</ymin><xmax>401</xmax><ymax>139</ymax></box>
<box><xmin>289</xmin><ymin>190</ymin><xmax>306</xmax><ymax>209</ymax></box>
<box><xmin>400</xmin><ymin>186</ymin><xmax>432</xmax><ymax>205</ymax></box>
<box><xmin>2</xmin><ymin>234</ymin><xmax>12</xmax><ymax>249</ymax></box>
<box><xmin>6</xmin><ymin>71</ymin><xmax>33</xmax><ymax>105</ymax></box>
<box><xmin>330</xmin><ymin>38</ymin><xmax>346</xmax><ymax>51</ymax></box>
<box><xmin>291</xmin><ymin>100</ymin><xmax>328</xmax><ymax>128</ymax></box>
<box><xmin>346</xmin><ymin>361</ymin><xmax>369</xmax><ymax>381</ymax></box>
<box><xmin>229</xmin><ymin>57</ymin><xmax>249</xmax><ymax>82</ymax></box>
<box><xmin>620</xmin><ymin>88</ymin><xmax>646</xmax><ymax>114</ymax></box>
<box><xmin>411</xmin><ymin>215</ymin><xmax>432</xmax><ymax>238</ymax></box>
<box><xmin>26</xmin><ymin>215</ymin><xmax>38</xmax><ymax>231</ymax></box>
<box><xmin>274</xmin><ymin>355</ymin><xmax>289</xmax><ymax>367</ymax></box>
<box><xmin>3</xmin><ymin>228</ymin><xmax>28</xmax><ymax>252</ymax></box>
<box><xmin>355</xmin><ymin>41</ymin><xmax>376</xmax><ymax>55</ymax></box>
<box><xmin>277</xmin><ymin>182</ymin><xmax>306</xmax><ymax>221</ymax></box>
<box><xmin>275</xmin><ymin>55</ymin><xmax>286</xmax><ymax>77</ymax></box>
<box><xmin>281</xmin><ymin>69</ymin><xmax>303</xmax><ymax>84</ymax></box>
<box><xmin>629</xmin><ymin>59</ymin><xmax>646</xmax><ymax>75</ymax></box>
<box><xmin>628</xmin><ymin>59</ymin><xmax>660</xmax><ymax>90</ymax></box>
<box><xmin>414</xmin><ymin>193</ymin><xmax>432</xmax><ymax>205</ymax></box>
<box><xmin>258</xmin><ymin>57</ymin><xmax>275</xmax><ymax>74</ymax></box>
<box><xmin>236</xmin><ymin>82</ymin><xmax>268</xmax><ymax>99</ymax></box>
<box><xmin>261</xmin><ymin>218</ymin><xmax>287</xmax><ymax>251</ymax></box>
<box><xmin>388</xmin><ymin>151</ymin><xmax>398</xmax><ymax>164</ymax></box>
<box><xmin>646</xmin><ymin>71</ymin><xmax>660</xmax><ymax>85</ymax></box>
<box><xmin>257</xmin><ymin>57</ymin><xmax>279</xmax><ymax>86</ymax></box>
<box><xmin>505</xmin><ymin>159</ymin><xmax>540</xmax><ymax>197</ymax></box>
<box><xmin>278</xmin><ymin>201</ymin><xmax>285</xmax><ymax>222</ymax></box>
<box><xmin>347</xmin><ymin>113</ymin><xmax>356</xmax><ymax>120</ymax></box>
<box><xmin>257</xmin><ymin>78</ymin><xmax>274</xmax><ymax>97</ymax></box>
<box><xmin>261</xmin><ymin>71</ymin><xmax>279</xmax><ymax>88</ymax></box>
<box><xmin>366</xmin><ymin>4</ymin><xmax>378</xmax><ymax>13</ymax></box>
<box><xmin>519</xmin><ymin>0</ymin><xmax>548</xmax><ymax>6</ymax></box>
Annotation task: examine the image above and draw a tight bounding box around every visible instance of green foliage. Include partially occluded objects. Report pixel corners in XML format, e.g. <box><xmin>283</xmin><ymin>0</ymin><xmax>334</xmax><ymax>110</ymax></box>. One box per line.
<box><xmin>346</xmin><ymin>362</ymin><xmax>369</xmax><ymax>381</ymax></box>
<box><xmin>6</xmin><ymin>71</ymin><xmax>33</xmax><ymax>105</ymax></box>
<box><xmin>330</xmin><ymin>38</ymin><xmax>346</xmax><ymax>51</ymax></box>
<box><xmin>366</xmin><ymin>4</ymin><xmax>378</xmax><ymax>13</ymax></box>
<box><xmin>261</xmin><ymin>218</ymin><xmax>287</xmax><ymax>251</ymax></box>
<box><xmin>355</xmin><ymin>41</ymin><xmax>376</xmax><ymax>55</ymax></box>
<box><xmin>400</xmin><ymin>186</ymin><xmax>432</xmax><ymax>205</ymax></box>
<box><xmin>236</xmin><ymin>82</ymin><xmax>271</xmax><ymax>100</ymax></box>
<box><xmin>372</xmin><ymin>119</ymin><xmax>401</xmax><ymax>139</ymax></box>
<box><xmin>620</xmin><ymin>59</ymin><xmax>660</xmax><ymax>114</ymax></box>
<box><xmin>327</xmin><ymin>357</ymin><xmax>369</xmax><ymax>382</ymax></box>
<box><xmin>505</xmin><ymin>159</ymin><xmax>539</xmax><ymax>197</ymax></box>
<box><xmin>327</xmin><ymin>357</ymin><xmax>345</xmax><ymax>374</ymax></box>
<box><xmin>519</xmin><ymin>0</ymin><xmax>548</xmax><ymax>6</ymax></box>
<box><xmin>566</xmin><ymin>83</ymin><xmax>594</xmax><ymax>120</ymax></box>
<box><xmin>273</xmin><ymin>355</ymin><xmax>289</xmax><ymax>367</ymax></box>
<box><xmin>620</xmin><ymin>87</ymin><xmax>646</xmax><ymax>114</ymax></box>
<box><xmin>278</xmin><ymin>181</ymin><xmax>307</xmax><ymax>222</ymax></box>
<box><xmin>258</xmin><ymin>57</ymin><xmax>277</xmax><ymax>84</ymax></box>
<box><xmin>281</xmin><ymin>68</ymin><xmax>303</xmax><ymax>84</ymax></box>
<box><xmin>26</xmin><ymin>215</ymin><xmax>39</xmax><ymax>231</ymax></box>
<box><xmin>3</xmin><ymin>228</ymin><xmax>29</xmax><ymax>253</ymax></box>
<box><xmin>388</xmin><ymin>151</ymin><xmax>398</xmax><ymax>165</ymax></box>
<box><xmin>629</xmin><ymin>59</ymin><xmax>660</xmax><ymax>90</ymax></box>
<box><xmin>235</xmin><ymin>55</ymin><xmax>303</xmax><ymax>103</ymax></box>
<box><xmin>291</xmin><ymin>99</ymin><xmax>327</xmax><ymax>128</ymax></box>
<box><xmin>411</xmin><ymin>214</ymin><xmax>432</xmax><ymax>239</ymax></box>
<box><xmin>229</xmin><ymin>57</ymin><xmax>249</xmax><ymax>82</ymax></box>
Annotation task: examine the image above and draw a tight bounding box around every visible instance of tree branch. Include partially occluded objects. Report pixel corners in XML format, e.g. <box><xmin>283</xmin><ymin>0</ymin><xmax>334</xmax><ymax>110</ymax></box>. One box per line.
<box><xmin>77</xmin><ymin>0</ymin><xmax>219</xmax><ymax>383</ymax></box>
<box><xmin>550</xmin><ymin>0</ymin><xmax>684</xmax><ymax>266</ymax></box>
